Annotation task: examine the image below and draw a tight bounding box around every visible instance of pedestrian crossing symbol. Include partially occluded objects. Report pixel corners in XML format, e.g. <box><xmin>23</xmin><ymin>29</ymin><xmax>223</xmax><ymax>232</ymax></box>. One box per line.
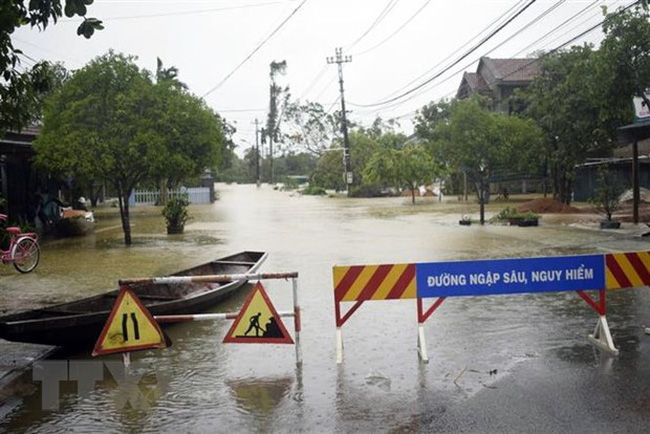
<box><xmin>223</xmin><ymin>282</ymin><xmax>294</xmax><ymax>344</ymax></box>
<box><xmin>92</xmin><ymin>287</ymin><xmax>170</xmax><ymax>356</ymax></box>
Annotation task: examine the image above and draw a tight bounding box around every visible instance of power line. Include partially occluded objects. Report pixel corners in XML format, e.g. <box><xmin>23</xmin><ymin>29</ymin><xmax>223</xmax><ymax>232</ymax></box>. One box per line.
<box><xmin>379</xmin><ymin>0</ymin><xmax>636</xmax><ymax>122</ymax></box>
<box><xmin>350</xmin><ymin>0</ymin><xmax>538</xmax><ymax>108</ymax></box>
<box><xmin>60</xmin><ymin>1</ymin><xmax>294</xmax><ymax>21</ymax></box>
<box><xmin>202</xmin><ymin>0</ymin><xmax>309</xmax><ymax>98</ymax></box>
<box><xmin>326</xmin><ymin>47</ymin><xmax>353</xmax><ymax>191</ymax></box>
<box><xmin>297</xmin><ymin>64</ymin><xmax>328</xmax><ymax>100</ymax></box>
<box><xmin>513</xmin><ymin>0</ymin><xmax>609</xmax><ymax>56</ymax></box>
<box><xmin>377</xmin><ymin>0</ymin><xmax>529</xmax><ymax>102</ymax></box>
<box><xmin>494</xmin><ymin>0</ymin><xmax>641</xmax><ymax>83</ymax></box>
<box><xmin>351</xmin><ymin>0</ymin><xmax>432</xmax><ymax>57</ymax></box>
<box><xmin>217</xmin><ymin>108</ymin><xmax>267</xmax><ymax>113</ymax></box>
<box><xmin>346</xmin><ymin>0</ymin><xmax>401</xmax><ymax>50</ymax></box>
<box><xmin>326</xmin><ymin>95</ymin><xmax>342</xmax><ymax>114</ymax></box>
<box><xmin>355</xmin><ymin>0</ymin><xmax>604</xmax><ymax>119</ymax></box>
<box><xmin>313</xmin><ymin>75</ymin><xmax>338</xmax><ymax>101</ymax></box>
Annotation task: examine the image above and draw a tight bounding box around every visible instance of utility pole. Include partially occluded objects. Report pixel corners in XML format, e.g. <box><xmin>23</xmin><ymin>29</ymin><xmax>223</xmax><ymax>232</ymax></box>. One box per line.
<box><xmin>254</xmin><ymin>118</ymin><xmax>261</xmax><ymax>186</ymax></box>
<box><xmin>327</xmin><ymin>47</ymin><xmax>352</xmax><ymax>196</ymax></box>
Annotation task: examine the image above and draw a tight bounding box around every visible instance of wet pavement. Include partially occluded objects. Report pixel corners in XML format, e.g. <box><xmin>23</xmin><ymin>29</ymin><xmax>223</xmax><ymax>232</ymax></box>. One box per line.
<box><xmin>1</xmin><ymin>184</ymin><xmax>650</xmax><ymax>433</ymax></box>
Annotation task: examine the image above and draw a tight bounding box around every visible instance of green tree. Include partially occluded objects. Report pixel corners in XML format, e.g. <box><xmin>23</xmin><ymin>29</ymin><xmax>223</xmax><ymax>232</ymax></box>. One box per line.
<box><xmin>599</xmin><ymin>1</ymin><xmax>650</xmax><ymax>118</ymax></box>
<box><xmin>522</xmin><ymin>46</ymin><xmax>613</xmax><ymax>204</ymax></box>
<box><xmin>0</xmin><ymin>1</ymin><xmax>102</xmax><ymax>133</ymax></box>
<box><xmin>155</xmin><ymin>57</ymin><xmax>187</xmax><ymax>90</ymax></box>
<box><xmin>434</xmin><ymin>98</ymin><xmax>542</xmax><ymax>223</ymax></box>
<box><xmin>152</xmin><ymin>81</ymin><xmax>225</xmax><ymax>188</ymax></box>
<box><xmin>415</xmin><ymin>100</ymin><xmax>452</xmax><ymax>138</ymax></box>
<box><xmin>1</xmin><ymin>60</ymin><xmax>68</xmax><ymax>131</ymax></box>
<box><xmin>311</xmin><ymin>148</ymin><xmax>346</xmax><ymax>191</ymax></box>
<box><xmin>365</xmin><ymin>143</ymin><xmax>438</xmax><ymax>204</ymax></box>
<box><xmin>590</xmin><ymin>167</ymin><xmax>625</xmax><ymax>222</ymax></box>
<box><xmin>34</xmin><ymin>52</ymin><xmax>224</xmax><ymax>245</ymax></box>
<box><xmin>283</xmin><ymin>100</ymin><xmax>339</xmax><ymax>155</ymax></box>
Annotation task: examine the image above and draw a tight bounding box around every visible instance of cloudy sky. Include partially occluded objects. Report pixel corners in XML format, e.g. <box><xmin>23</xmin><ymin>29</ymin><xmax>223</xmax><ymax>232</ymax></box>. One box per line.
<box><xmin>14</xmin><ymin>0</ymin><xmax>622</xmax><ymax>153</ymax></box>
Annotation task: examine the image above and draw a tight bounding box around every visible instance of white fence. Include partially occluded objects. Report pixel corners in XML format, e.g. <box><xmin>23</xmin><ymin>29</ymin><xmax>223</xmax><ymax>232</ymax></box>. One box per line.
<box><xmin>129</xmin><ymin>187</ymin><xmax>211</xmax><ymax>206</ymax></box>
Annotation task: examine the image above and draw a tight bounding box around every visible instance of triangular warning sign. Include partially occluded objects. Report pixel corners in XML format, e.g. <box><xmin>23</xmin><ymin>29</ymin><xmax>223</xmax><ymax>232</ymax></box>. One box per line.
<box><xmin>223</xmin><ymin>282</ymin><xmax>294</xmax><ymax>344</ymax></box>
<box><xmin>92</xmin><ymin>287</ymin><xmax>170</xmax><ymax>356</ymax></box>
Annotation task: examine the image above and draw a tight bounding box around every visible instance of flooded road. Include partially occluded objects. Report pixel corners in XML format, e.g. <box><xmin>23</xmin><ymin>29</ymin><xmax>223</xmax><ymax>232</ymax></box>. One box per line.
<box><xmin>1</xmin><ymin>184</ymin><xmax>650</xmax><ymax>432</ymax></box>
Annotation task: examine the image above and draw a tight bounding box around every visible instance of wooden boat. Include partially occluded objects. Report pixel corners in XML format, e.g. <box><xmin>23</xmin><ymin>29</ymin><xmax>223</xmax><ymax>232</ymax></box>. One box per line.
<box><xmin>0</xmin><ymin>251</ymin><xmax>267</xmax><ymax>348</ymax></box>
<box><xmin>55</xmin><ymin>210</ymin><xmax>95</xmax><ymax>237</ymax></box>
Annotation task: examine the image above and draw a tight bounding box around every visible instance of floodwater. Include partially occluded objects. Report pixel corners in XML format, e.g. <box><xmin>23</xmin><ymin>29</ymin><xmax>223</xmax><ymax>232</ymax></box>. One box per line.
<box><xmin>1</xmin><ymin>184</ymin><xmax>650</xmax><ymax>433</ymax></box>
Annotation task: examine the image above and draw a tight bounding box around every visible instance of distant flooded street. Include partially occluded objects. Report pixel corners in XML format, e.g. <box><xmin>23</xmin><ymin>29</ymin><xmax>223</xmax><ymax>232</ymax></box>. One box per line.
<box><xmin>2</xmin><ymin>184</ymin><xmax>650</xmax><ymax>432</ymax></box>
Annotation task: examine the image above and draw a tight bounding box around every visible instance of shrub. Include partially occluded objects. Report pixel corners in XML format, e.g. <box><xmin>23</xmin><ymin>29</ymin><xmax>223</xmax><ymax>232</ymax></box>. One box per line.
<box><xmin>494</xmin><ymin>207</ymin><xmax>539</xmax><ymax>223</ymax></box>
<box><xmin>302</xmin><ymin>185</ymin><xmax>327</xmax><ymax>196</ymax></box>
<box><xmin>162</xmin><ymin>196</ymin><xmax>191</xmax><ymax>228</ymax></box>
<box><xmin>589</xmin><ymin>167</ymin><xmax>624</xmax><ymax>222</ymax></box>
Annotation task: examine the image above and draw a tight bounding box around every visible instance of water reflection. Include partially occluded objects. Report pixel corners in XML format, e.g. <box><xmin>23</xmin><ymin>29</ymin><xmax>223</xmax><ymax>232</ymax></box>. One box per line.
<box><xmin>227</xmin><ymin>377</ymin><xmax>294</xmax><ymax>416</ymax></box>
<box><xmin>2</xmin><ymin>184</ymin><xmax>650</xmax><ymax>432</ymax></box>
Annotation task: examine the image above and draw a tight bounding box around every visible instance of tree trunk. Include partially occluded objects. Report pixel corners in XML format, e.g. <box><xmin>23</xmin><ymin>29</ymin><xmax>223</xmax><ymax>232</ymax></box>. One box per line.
<box><xmin>476</xmin><ymin>179</ymin><xmax>485</xmax><ymax>225</ymax></box>
<box><xmin>116</xmin><ymin>186</ymin><xmax>132</xmax><ymax>246</ymax></box>
<box><xmin>411</xmin><ymin>187</ymin><xmax>416</xmax><ymax>205</ymax></box>
<box><xmin>159</xmin><ymin>179</ymin><xmax>168</xmax><ymax>206</ymax></box>
<box><xmin>552</xmin><ymin>164</ymin><xmax>559</xmax><ymax>200</ymax></box>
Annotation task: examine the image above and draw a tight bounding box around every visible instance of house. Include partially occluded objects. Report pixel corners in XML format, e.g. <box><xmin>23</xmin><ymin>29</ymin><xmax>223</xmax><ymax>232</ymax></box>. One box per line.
<box><xmin>455</xmin><ymin>57</ymin><xmax>542</xmax><ymax>195</ymax></box>
<box><xmin>573</xmin><ymin>156</ymin><xmax>650</xmax><ymax>202</ymax></box>
<box><xmin>0</xmin><ymin>126</ymin><xmax>43</xmax><ymax>223</ymax></box>
<box><xmin>456</xmin><ymin>57</ymin><xmax>540</xmax><ymax>113</ymax></box>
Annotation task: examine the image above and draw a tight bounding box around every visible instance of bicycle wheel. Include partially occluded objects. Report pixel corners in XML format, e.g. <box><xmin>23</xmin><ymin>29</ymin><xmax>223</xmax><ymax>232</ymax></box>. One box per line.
<box><xmin>12</xmin><ymin>237</ymin><xmax>40</xmax><ymax>273</ymax></box>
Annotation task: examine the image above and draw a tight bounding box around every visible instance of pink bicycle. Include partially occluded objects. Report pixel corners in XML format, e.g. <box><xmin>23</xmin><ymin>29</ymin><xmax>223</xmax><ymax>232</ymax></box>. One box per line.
<box><xmin>0</xmin><ymin>214</ymin><xmax>40</xmax><ymax>273</ymax></box>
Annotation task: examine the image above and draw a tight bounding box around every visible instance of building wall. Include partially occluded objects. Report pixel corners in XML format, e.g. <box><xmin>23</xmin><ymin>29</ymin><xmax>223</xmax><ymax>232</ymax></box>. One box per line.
<box><xmin>573</xmin><ymin>162</ymin><xmax>650</xmax><ymax>202</ymax></box>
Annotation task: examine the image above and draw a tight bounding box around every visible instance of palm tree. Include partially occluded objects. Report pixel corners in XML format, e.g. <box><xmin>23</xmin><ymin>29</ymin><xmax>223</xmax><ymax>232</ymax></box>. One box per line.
<box><xmin>155</xmin><ymin>57</ymin><xmax>187</xmax><ymax>90</ymax></box>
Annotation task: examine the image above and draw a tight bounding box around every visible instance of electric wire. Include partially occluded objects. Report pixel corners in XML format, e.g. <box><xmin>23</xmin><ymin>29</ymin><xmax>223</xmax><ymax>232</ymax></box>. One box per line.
<box><xmin>346</xmin><ymin>0</ymin><xmax>401</xmax><ymax>50</ymax></box>
<box><xmin>491</xmin><ymin>0</ymin><xmax>641</xmax><ymax>84</ymax></box>
<box><xmin>355</xmin><ymin>0</ymin><xmax>605</xmax><ymax>117</ymax></box>
<box><xmin>351</xmin><ymin>0</ymin><xmax>432</xmax><ymax>57</ymax></box>
<box><xmin>60</xmin><ymin>1</ymin><xmax>295</xmax><ymax>21</ymax></box>
<box><xmin>297</xmin><ymin>64</ymin><xmax>328</xmax><ymax>100</ymax></box>
<box><xmin>519</xmin><ymin>0</ymin><xmax>612</xmax><ymax>55</ymax></box>
<box><xmin>375</xmin><ymin>0</ymin><xmax>636</xmax><ymax>122</ymax></box>
<box><xmin>313</xmin><ymin>75</ymin><xmax>337</xmax><ymax>101</ymax></box>
<box><xmin>326</xmin><ymin>95</ymin><xmax>342</xmax><ymax>115</ymax></box>
<box><xmin>350</xmin><ymin>0</ymin><xmax>538</xmax><ymax>108</ymax></box>
<box><xmin>202</xmin><ymin>0</ymin><xmax>309</xmax><ymax>98</ymax></box>
<box><xmin>377</xmin><ymin>0</ymin><xmax>529</xmax><ymax>102</ymax></box>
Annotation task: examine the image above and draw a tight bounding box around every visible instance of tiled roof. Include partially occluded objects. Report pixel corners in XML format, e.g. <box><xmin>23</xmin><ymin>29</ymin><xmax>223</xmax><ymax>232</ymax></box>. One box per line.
<box><xmin>481</xmin><ymin>57</ymin><xmax>540</xmax><ymax>83</ymax></box>
<box><xmin>463</xmin><ymin>72</ymin><xmax>488</xmax><ymax>91</ymax></box>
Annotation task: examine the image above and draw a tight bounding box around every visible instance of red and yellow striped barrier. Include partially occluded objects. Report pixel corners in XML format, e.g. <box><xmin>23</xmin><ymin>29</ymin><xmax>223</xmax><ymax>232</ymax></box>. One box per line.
<box><xmin>333</xmin><ymin>263</ymin><xmax>417</xmax><ymax>302</ymax></box>
<box><xmin>605</xmin><ymin>252</ymin><xmax>650</xmax><ymax>289</ymax></box>
<box><xmin>334</xmin><ymin>252</ymin><xmax>650</xmax><ymax>364</ymax></box>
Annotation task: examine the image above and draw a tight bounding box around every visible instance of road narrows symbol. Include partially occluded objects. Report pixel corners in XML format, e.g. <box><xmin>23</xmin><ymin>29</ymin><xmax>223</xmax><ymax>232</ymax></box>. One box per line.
<box><xmin>92</xmin><ymin>287</ymin><xmax>168</xmax><ymax>356</ymax></box>
<box><xmin>122</xmin><ymin>313</ymin><xmax>129</xmax><ymax>341</ymax></box>
<box><xmin>131</xmin><ymin>312</ymin><xmax>140</xmax><ymax>340</ymax></box>
<box><xmin>121</xmin><ymin>312</ymin><xmax>141</xmax><ymax>341</ymax></box>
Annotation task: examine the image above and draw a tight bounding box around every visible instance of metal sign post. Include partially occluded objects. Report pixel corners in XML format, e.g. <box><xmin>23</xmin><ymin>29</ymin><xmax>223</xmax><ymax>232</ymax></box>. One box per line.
<box><xmin>95</xmin><ymin>272</ymin><xmax>302</xmax><ymax>366</ymax></box>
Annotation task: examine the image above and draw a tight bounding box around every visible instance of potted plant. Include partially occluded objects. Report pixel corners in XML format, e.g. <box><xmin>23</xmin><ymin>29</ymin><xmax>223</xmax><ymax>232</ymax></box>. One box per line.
<box><xmin>494</xmin><ymin>207</ymin><xmax>539</xmax><ymax>227</ymax></box>
<box><xmin>590</xmin><ymin>167</ymin><xmax>623</xmax><ymax>229</ymax></box>
<box><xmin>517</xmin><ymin>211</ymin><xmax>540</xmax><ymax>227</ymax></box>
<box><xmin>459</xmin><ymin>214</ymin><xmax>472</xmax><ymax>226</ymax></box>
<box><xmin>162</xmin><ymin>196</ymin><xmax>190</xmax><ymax>234</ymax></box>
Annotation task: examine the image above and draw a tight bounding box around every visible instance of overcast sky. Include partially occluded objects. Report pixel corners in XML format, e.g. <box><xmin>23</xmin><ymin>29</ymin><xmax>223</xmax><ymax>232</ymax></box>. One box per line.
<box><xmin>14</xmin><ymin>0</ymin><xmax>620</xmax><ymax>154</ymax></box>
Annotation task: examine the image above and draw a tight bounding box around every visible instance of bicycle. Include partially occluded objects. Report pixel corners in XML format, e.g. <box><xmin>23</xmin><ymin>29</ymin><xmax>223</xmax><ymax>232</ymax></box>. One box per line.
<box><xmin>0</xmin><ymin>213</ymin><xmax>40</xmax><ymax>273</ymax></box>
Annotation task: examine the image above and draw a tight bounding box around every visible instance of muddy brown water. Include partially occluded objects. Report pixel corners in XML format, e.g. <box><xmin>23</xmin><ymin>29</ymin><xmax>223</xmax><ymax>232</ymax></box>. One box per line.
<box><xmin>1</xmin><ymin>184</ymin><xmax>650</xmax><ymax>433</ymax></box>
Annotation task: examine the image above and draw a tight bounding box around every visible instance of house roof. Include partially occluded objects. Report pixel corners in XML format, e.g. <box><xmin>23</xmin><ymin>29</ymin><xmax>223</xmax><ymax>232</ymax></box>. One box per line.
<box><xmin>457</xmin><ymin>57</ymin><xmax>540</xmax><ymax>100</ymax></box>
<box><xmin>463</xmin><ymin>72</ymin><xmax>488</xmax><ymax>91</ymax></box>
<box><xmin>480</xmin><ymin>57</ymin><xmax>540</xmax><ymax>84</ymax></box>
<box><xmin>0</xmin><ymin>125</ymin><xmax>41</xmax><ymax>155</ymax></box>
<box><xmin>456</xmin><ymin>72</ymin><xmax>488</xmax><ymax>98</ymax></box>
